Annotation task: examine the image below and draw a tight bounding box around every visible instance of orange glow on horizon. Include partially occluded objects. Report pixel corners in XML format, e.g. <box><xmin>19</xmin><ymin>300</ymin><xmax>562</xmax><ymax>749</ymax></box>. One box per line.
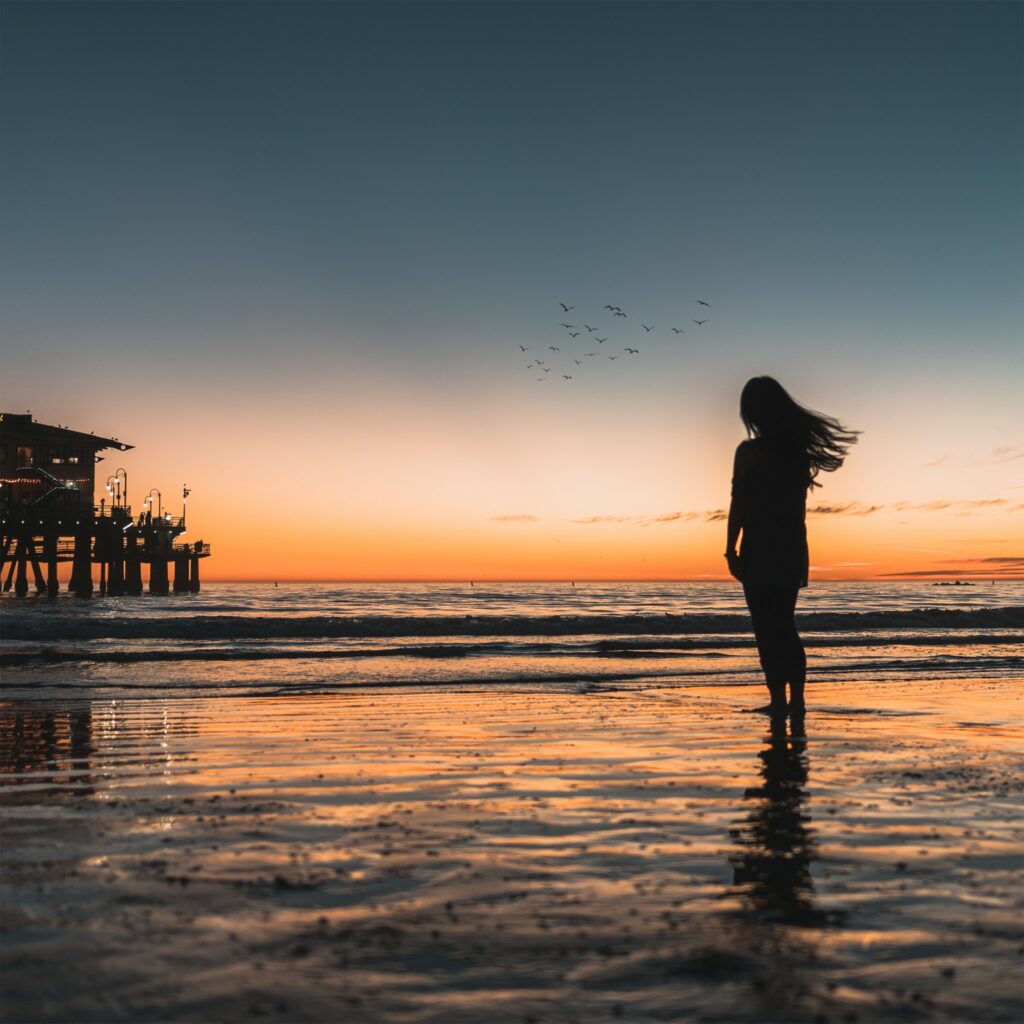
<box><xmin>10</xmin><ymin>387</ymin><xmax>1021</xmax><ymax>585</ymax></box>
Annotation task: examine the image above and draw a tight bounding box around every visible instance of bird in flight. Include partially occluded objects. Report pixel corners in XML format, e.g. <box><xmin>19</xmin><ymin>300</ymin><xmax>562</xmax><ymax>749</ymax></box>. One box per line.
<box><xmin>584</xmin><ymin>324</ymin><xmax>597</xmax><ymax>332</ymax></box>
<box><xmin>562</xmin><ymin>375</ymin><xmax>573</xmax><ymax>380</ymax></box>
<box><xmin>693</xmin><ymin>319</ymin><xmax>709</xmax><ymax>325</ymax></box>
<box><xmin>603</xmin><ymin>304</ymin><xmax>621</xmax><ymax>312</ymax></box>
<box><xmin>549</xmin><ymin>346</ymin><xmax>560</xmax><ymax>351</ymax></box>
<box><xmin>641</xmin><ymin>324</ymin><xmax>653</xmax><ymax>332</ymax></box>
<box><xmin>569</xmin><ymin>331</ymin><xmax>581</xmax><ymax>338</ymax></box>
<box><xmin>625</xmin><ymin>347</ymin><xmax>639</xmax><ymax>354</ymax></box>
<box><xmin>559</xmin><ymin>302</ymin><xmax>575</xmax><ymax>312</ymax></box>
<box><xmin>608</xmin><ymin>355</ymin><xmax>619</xmax><ymax>360</ymax></box>
<box><xmin>574</xmin><ymin>359</ymin><xmax>582</xmax><ymax>365</ymax></box>
<box><xmin>560</xmin><ymin>323</ymin><xmax>576</xmax><ymax>329</ymax></box>
<box><xmin>695</xmin><ymin>299</ymin><xmax>711</xmax><ymax>307</ymax></box>
<box><xmin>518</xmin><ymin>345</ymin><xmax>529</xmax><ymax>351</ymax></box>
<box><xmin>594</xmin><ymin>337</ymin><xmax>607</xmax><ymax>343</ymax></box>
<box><xmin>671</xmin><ymin>327</ymin><xmax>685</xmax><ymax>334</ymax></box>
<box><xmin>543</xmin><ymin>367</ymin><xmax>552</xmax><ymax>373</ymax></box>
<box><xmin>584</xmin><ymin>352</ymin><xmax>598</xmax><ymax>357</ymax></box>
<box><xmin>613</xmin><ymin>311</ymin><xmax>627</xmax><ymax>318</ymax></box>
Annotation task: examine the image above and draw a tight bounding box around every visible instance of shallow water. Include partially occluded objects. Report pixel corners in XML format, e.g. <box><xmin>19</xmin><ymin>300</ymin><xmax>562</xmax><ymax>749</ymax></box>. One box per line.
<box><xmin>2</xmin><ymin>582</ymin><xmax>1023</xmax><ymax>1021</ymax></box>
<box><xmin>2</xmin><ymin>678</ymin><xmax>1022</xmax><ymax>1023</ymax></box>
<box><xmin>2</xmin><ymin>582</ymin><xmax>1021</xmax><ymax>697</ymax></box>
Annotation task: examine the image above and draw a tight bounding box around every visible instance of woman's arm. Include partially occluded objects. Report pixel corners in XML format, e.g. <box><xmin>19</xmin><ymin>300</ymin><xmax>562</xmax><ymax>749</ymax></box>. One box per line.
<box><xmin>725</xmin><ymin>443</ymin><xmax>749</xmax><ymax>580</ymax></box>
<box><xmin>726</xmin><ymin>499</ymin><xmax>742</xmax><ymax>558</ymax></box>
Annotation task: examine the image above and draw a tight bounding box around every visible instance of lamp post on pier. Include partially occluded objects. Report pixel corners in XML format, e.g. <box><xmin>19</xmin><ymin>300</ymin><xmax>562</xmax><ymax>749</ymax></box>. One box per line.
<box><xmin>105</xmin><ymin>469</ymin><xmax>128</xmax><ymax>509</ymax></box>
<box><xmin>144</xmin><ymin>489</ymin><xmax>162</xmax><ymax>519</ymax></box>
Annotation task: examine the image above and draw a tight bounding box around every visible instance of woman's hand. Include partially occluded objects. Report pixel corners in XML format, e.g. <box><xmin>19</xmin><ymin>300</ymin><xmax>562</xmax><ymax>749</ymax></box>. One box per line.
<box><xmin>725</xmin><ymin>551</ymin><xmax>743</xmax><ymax>582</ymax></box>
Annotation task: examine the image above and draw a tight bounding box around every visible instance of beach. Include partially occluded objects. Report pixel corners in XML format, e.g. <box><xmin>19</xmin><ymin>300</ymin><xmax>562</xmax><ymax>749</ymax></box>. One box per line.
<box><xmin>2</xmin><ymin>583</ymin><xmax>1023</xmax><ymax>1023</ymax></box>
<box><xmin>4</xmin><ymin>0</ymin><xmax>1021</xmax><ymax>1018</ymax></box>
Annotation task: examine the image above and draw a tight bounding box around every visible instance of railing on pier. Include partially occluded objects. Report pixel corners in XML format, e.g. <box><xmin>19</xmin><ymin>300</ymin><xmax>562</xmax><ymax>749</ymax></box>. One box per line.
<box><xmin>172</xmin><ymin>543</ymin><xmax>212</xmax><ymax>558</ymax></box>
<box><xmin>91</xmin><ymin>508</ymin><xmax>186</xmax><ymax>529</ymax></box>
<box><xmin>93</xmin><ymin>505</ymin><xmax>133</xmax><ymax>518</ymax></box>
<box><xmin>49</xmin><ymin>539</ymin><xmax>211</xmax><ymax>560</ymax></box>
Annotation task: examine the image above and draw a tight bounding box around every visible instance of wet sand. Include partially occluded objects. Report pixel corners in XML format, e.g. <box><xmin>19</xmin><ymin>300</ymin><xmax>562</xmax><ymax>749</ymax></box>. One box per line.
<box><xmin>2</xmin><ymin>676</ymin><xmax>1022</xmax><ymax>1023</ymax></box>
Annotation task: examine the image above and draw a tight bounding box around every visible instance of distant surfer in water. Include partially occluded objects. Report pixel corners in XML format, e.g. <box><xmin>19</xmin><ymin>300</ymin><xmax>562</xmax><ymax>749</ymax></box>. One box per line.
<box><xmin>725</xmin><ymin>377</ymin><xmax>858</xmax><ymax>716</ymax></box>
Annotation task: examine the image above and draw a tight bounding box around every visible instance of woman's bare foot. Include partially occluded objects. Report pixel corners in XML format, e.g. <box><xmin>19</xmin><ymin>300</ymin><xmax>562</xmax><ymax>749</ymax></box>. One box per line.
<box><xmin>789</xmin><ymin>690</ymin><xmax>806</xmax><ymax>717</ymax></box>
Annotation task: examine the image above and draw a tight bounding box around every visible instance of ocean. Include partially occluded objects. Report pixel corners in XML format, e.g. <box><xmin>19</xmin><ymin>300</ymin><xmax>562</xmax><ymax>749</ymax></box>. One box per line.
<box><xmin>3</xmin><ymin>580</ymin><xmax>1023</xmax><ymax>1023</ymax></box>
<box><xmin>2</xmin><ymin>580</ymin><xmax>1020</xmax><ymax>697</ymax></box>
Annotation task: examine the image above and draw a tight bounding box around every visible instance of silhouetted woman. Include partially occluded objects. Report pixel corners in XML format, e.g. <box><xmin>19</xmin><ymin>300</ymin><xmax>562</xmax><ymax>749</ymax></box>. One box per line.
<box><xmin>726</xmin><ymin>377</ymin><xmax>858</xmax><ymax>715</ymax></box>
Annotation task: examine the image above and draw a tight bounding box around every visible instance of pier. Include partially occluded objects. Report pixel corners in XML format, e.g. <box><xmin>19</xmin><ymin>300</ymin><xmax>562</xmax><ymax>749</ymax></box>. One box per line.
<box><xmin>0</xmin><ymin>413</ymin><xmax>211</xmax><ymax>597</ymax></box>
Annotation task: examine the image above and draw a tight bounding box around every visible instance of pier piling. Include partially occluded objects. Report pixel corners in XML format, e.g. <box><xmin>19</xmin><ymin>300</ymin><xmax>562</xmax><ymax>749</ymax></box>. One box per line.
<box><xmin>45</xmin><ymin>533</ymin><xmax>59</xmax><ymax>596</ymax></box>
<box><xmin>149</xmin><ymin>554</ymin><xmax>169</xmax><ymax>596</ymax></box>
<box><xmin>14</xmin><ymin>539</ymin><xmax>28</xmax><ymax>596</ymax></box>
<box><xmin>70</xmin><ymin>530</ymin><xmax>94</xmax><ymax>598</ymax></box>
<box><xmin>173</xmin><ymin>553</ymin><xmax>189</xmax><ymax>593</ymax></box>
<box><xmin>125</xmin><ymin>537</ymin><xmax>143</xmax><ymax>596</ymax></box>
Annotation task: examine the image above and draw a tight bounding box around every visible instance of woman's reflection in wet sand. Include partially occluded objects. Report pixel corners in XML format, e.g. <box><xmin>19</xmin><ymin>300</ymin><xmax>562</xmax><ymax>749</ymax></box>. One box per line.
<box><xmin>729</xmin><ymin>712</ymin><xmax>828</xmax><ymax>927</ymax></box>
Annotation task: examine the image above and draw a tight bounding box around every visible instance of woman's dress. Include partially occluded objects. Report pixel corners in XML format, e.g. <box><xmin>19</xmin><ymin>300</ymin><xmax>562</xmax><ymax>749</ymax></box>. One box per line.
<box><xmin>732</xmin><ymin>437</ymin><xmax>810</xmax><ymax>589</ymax></box>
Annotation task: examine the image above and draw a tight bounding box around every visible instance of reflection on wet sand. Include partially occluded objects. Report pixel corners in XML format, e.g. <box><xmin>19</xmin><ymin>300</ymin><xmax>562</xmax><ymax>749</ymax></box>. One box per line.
<box><xmin>0</xmin><ymin>699</ymin><xmax>200</xmax><ymax>807</ymax></box>
<box><xmin>1</xmin><ymin>681</ymin><xmax>1022</xmax><ymax>1023</ymax></box>
<box><xmin>729</xmin><ymin>713</ymin><xmax>826</xmax><ymax>927</ymax></box>
<box><xmin>0</xmin><ymin>705</ymin><xmax>94</xmax><ymax>801</ymax></box>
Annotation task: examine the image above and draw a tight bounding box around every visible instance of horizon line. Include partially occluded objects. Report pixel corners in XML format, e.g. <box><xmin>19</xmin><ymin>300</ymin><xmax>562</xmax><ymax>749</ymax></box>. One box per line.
<box><xmin>193</xmin><ymin>575</ymin><xmax>1024</xmax><ymax>584</ymax></box>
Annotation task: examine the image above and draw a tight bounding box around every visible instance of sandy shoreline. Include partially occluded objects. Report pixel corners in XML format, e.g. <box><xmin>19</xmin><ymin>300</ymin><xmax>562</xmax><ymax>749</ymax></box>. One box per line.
<box><xmin>2</xmin><ymin>676</ymin><xmax>1022</xmax><ymax>1023</ymax></box>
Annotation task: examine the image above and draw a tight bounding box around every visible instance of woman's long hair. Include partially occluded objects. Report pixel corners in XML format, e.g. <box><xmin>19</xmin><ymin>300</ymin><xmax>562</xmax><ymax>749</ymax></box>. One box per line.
<box><xmin>740</xmin><ymin>376</ymin><xmax>859</xmax><ymax>488</ymax></box>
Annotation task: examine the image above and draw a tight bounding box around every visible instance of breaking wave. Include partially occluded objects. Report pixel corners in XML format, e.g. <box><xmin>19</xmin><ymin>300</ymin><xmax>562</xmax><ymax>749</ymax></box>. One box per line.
<box><xmin>2</xmin><ymin>606</ymin><xmax>1020</xmax><ymax>644</ymax></box>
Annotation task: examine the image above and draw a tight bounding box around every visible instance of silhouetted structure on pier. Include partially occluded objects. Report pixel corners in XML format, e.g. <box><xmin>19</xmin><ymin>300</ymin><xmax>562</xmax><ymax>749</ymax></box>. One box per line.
<box><xmin>0</xmin><ymin>413</ymin><xmax>210</xmax><ymax>597</ymax></box>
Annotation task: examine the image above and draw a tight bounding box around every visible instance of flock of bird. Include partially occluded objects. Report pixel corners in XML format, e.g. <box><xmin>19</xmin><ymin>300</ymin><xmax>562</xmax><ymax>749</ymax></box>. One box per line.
<box><xmin>519</xmin><ymin>300</ymin><xmax>712</xmax><ymax>382</ymax></box>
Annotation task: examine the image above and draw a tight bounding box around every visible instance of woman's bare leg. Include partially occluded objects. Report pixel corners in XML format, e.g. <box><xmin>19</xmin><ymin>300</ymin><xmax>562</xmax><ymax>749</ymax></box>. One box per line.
<box><xmin>743</xmin><ymin>583</ymin><xmax>790</xmax><ymax>714</ymax></box>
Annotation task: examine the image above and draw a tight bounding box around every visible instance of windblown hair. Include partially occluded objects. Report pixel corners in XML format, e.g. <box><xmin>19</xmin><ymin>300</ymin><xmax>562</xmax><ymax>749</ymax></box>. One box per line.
<box><xmin>740</xmin><ymin>376</ymin><xmax>859</xmax><ymax>488</ymax></box>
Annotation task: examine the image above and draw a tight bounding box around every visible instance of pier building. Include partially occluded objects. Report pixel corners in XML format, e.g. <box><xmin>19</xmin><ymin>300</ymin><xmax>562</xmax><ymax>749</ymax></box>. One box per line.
<box><xmin>0</xmin><ymin>413</ymin><xmax>211</xmax><ymax>597</ymax></box>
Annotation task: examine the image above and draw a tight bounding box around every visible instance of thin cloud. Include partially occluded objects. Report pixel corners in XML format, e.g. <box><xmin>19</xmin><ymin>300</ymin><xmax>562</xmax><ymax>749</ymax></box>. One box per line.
<box><xmin>871</xmin><ymin>498</ymin><xmax>1007</xmax><ymax>514</ymax></box>
<box><xmin>951</xmin><ymin>498</ymin><xmax>1006</xmax><ymax>509</ymax></box>
<box><xmin>636</xmin><ymin>511</ymin><xmax>703</xmax><ymax>527</ymax></box>
<box><xmin>651</xmin><ymin>511</ymin><xmax>701</xmax><ymax>524</ymax></box>
<box><xmin>883</xmin><ymin>555</ymin><xmax>1024</xmax><ymax>577</ymax></box>
<box><xmin>808</xmin><ymin>499</ymin><xmax>1008</xmax><ymax>516</ymax></box>
<box><xmin>923</xmin><ymin>455</ymin><xmax>950</xmax><ymax>467</ymax></box>
<box><xmin>881</xmin><ymin>566</ymin><xmax>1023</xmax><ymax>577</ymax></box>
<box><xmin>992</xmin><ymin>446</ymin><xmax>1024</xmax><ymax>463</ymax></box>
<box><xmin>892</xmin><ymin>500</ymin><xmax>954</xmax><ymax>511</ymax></box>
<box><xmin>571</xmin><ymin>511</ymin><xmax>709</xmax><ymax>526</ymax></box>
<box><xmin>568</xmin><ymin>497</ymin><xmax>1015</xmax><ymax>528</ymax></box>
<box><xmin>490</xmin><ymin>514</ymin><xmax>538</xmax><ymax>523</ymax></box>
<box><xmin>941</xmin><ymin>556</ymin><xmax>1024</xmax><ymax>565</ymax></box>
<box><xmin>808</xmin><ymin>502</ymin><xmax>884</xmax><ymax>516</ymax></box>
<box><xmin>941</xmin><ymin>538</ymin><xmax>1014</xmax><ymax>543</ymax></box>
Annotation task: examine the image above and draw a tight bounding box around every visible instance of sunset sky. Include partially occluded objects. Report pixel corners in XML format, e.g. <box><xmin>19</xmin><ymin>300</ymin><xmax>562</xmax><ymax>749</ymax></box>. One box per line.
<box><xmin>2</xmin><ymin>1</ymin><xmax>1020</xmax><ymax>581</ymax></box>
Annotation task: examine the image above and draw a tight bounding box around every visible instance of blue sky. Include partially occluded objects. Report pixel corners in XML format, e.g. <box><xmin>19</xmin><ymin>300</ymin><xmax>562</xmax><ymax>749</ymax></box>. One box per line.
<box><xmin>2</xmin><ymin>2</ymin><xmax>1020</xmax><ymax>578</ymax></box>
